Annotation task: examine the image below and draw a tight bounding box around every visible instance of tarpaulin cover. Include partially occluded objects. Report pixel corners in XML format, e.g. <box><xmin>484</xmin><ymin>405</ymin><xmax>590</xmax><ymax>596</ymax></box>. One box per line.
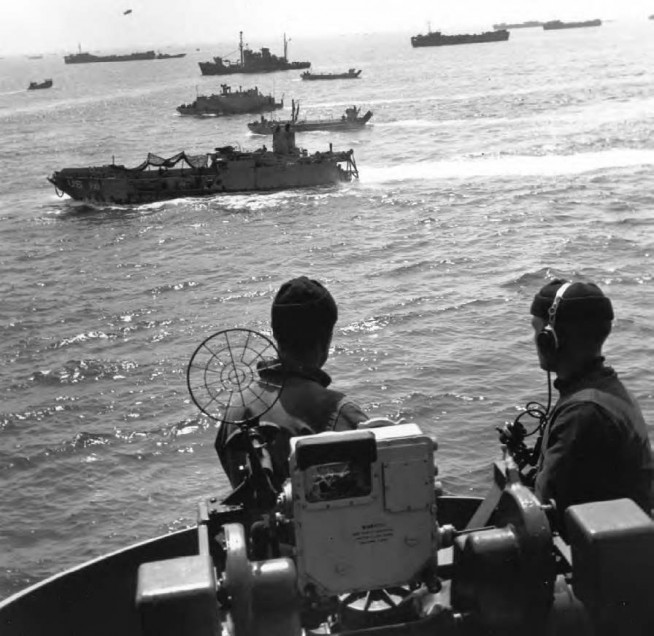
<box><xmin>132</xmin><ymin>152</ymin><xmax>209</xmax><ymax>171</ymax></box>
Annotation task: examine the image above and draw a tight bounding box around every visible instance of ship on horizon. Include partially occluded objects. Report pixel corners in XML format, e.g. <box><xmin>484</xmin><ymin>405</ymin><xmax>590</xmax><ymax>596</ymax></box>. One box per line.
<box><xmin>493</xmin><ymin>21</ymin><xmax>543</xmax><ymax>30</ymax></box>
<box><xmin>64</xmin><ymin>46</ymin><xmax>186</xmax><ymax>64</ymax></box>
<box><xmin>199</xmin><ymin>32</ymin><xmax>310</xmax><ymax>75</ymax></box>
<box><xmin>542</xmin><ymin>19</ymin><xmax>602</xmax><ymax>30</ymax></box>
<box><xmin>411</xmin><ymin>28</ymin><xmax>510</xmax><ymax>47</ymax></box>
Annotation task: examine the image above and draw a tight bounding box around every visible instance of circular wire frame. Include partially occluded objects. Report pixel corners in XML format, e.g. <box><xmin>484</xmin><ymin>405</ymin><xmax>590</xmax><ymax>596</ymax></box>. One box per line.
<box><xmin>186</xmin><ymin>328</ymin><xmax>283</xmax><ymax>424</ymax></box>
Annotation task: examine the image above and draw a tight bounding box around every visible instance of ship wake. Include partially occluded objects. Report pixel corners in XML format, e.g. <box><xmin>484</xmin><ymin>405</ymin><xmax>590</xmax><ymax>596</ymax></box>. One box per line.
<box><xmin>361</xmin><ymin>148</ymin><xmax>654</xmax><ymax>184</ymax></box>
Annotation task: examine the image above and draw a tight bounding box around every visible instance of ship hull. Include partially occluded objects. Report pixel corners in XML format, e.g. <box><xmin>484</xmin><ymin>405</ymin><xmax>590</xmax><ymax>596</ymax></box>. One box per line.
<box><xmin>543</xmin><ymin>19</ymin><xmax>602</xmax><ymax>30</ymax></box>
<box><xmin>301</xmin><ymin>70</ymin><xmax>361</xmax><ymax>80</ymax></box>
<box><xmin>48</xmin><ymin>151</ymin><xmax>357</xmax><ymax>205</ymax></box>
<box><xmin>177</xmin><ymin>94</ymin><xmax>283</xmax><ymax>117</ymax></box>
<box><xmin>198</xmin><ymin>61</ymin><xmax>310</xmax><ymax>75</ymax></box>
<box><xmin>64</xmin><ymin>51</ymin><xmax>157</xmax><ymax>64</ymax></box>
<box><xmin>411</xmin><ymin>30</ymin><xmax>510</xmax><ymax>47</ymax></box>
<box><xmin>249</xmin><ymin>111</ymin><xmax>373</xmax><ymax>135</ymax></box>
<box><xmin>28</xmin><ymin>79</ymin><xmax>52</xmax><ymax>90</ymax></box>
<box><xmin>493</xmin><ymin>21</ymin><xmax>543</xmax><ymax>30</ymax></box>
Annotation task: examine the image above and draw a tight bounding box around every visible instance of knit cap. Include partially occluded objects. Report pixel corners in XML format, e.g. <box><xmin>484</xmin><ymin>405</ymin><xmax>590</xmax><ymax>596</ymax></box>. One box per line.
<box><xmin>271</xmin><ymin>277</ymin><xmax>337</xmax><ymax>345</ymax></box>
<box><xmin>530</xmin><ymin>279</ymin><xmax>614</xmax><ymax>325</ymax></box>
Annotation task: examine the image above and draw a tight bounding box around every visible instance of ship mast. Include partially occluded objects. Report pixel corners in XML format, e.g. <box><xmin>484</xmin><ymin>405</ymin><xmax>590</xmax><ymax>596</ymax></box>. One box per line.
<box><xmin>283</xmin><ymin>33</ymin><xmax>288</xmax><ymax>61</ymax></box>
<box><xmin>239</xmin><ymin>31</ymin><xmax>244</xmax><ymax>66</ymax></box>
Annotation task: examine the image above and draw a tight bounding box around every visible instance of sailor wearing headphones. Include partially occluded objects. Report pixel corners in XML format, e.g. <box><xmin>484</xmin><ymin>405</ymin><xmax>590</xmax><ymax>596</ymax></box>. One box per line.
<box><xmin>530</xmin><ymin>279</ymin><xmax>653</xmax><ymax>524</ymax></box>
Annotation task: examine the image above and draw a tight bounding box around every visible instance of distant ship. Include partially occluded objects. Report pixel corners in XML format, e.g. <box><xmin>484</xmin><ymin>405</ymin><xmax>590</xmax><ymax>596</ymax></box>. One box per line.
<box><xmin>64</xmin><ymin>47</ymin><xmax>157</xmax><ymax>64</ymax></box>
<box><xmin>177</xmin><ymin>83</ymin><xmax>283</xmax><ymax>116</ymax></box>
<box><xmin>248</xmin><ymin>101</ymin><xmax>372</xmax><ymax>134</ymax></box>
<box><xmin>28</xmin><ymin>79</ymin><xmax>53</xmax><ymax>90</ymax></box>
<box><xmin>301</xmin><ymin>68</ymin><xmax>362</xmax><ymax>80</ymax></box>
<box><xmin>542</xmin><ymin>19</ymin><xmax>602</xmax><ymax>30</ymax></box>
<box><xmin>411</xmin><ymin>29</ymin><xmax>510</xmax><ymax>47</ymax></box>
<box><xmin>27</xmin><ymin>55</ymin><xmax>44</xmax><ymax>60</ymax></box>
<box><xmin>155</xmin><ymin>52</ymin><xmax>186</xmax><ymax>59</ymax></box>
<box><xmin>493</xmin><ymin>21</ymin><xmax>543</xmax><ymax>30</ymax></box>
<box><xmin>199</xmin><ymin>32</ymin><xmax>310</xmax><ymax>75</ymax></box>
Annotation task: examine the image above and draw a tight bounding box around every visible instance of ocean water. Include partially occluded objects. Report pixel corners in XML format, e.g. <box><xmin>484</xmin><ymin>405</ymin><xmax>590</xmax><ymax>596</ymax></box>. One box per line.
<box><xmin>1</xmin><ymin>23</ymin><xmax>654</xmax><ymax>599</ymax></box>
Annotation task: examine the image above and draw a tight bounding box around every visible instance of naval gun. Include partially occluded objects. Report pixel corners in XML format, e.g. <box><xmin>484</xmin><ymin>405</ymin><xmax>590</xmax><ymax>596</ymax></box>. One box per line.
<box><xmin>135</xmin><ymin>329</ymin><xmax>654</xmax><ymax>636</ymax></box>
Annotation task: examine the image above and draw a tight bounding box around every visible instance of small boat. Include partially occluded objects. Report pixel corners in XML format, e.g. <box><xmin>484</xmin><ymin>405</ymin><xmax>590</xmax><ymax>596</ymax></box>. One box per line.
<box><xmin>411</xmin><ymin>29</ymin><xmax>510</xmax><ymax>47</ymax></box>
<box><xmin>47</xmin><ymin>144</ymin><xmax>358</xmax><ymax>205</ymax></box>
<box><xmin>248</xmin><ymin>100</ymin><xmax>373</xmax><ymax>135</ymax></box>
<box><xmin>177</xmin><ymin>84</ymin><xmax>283</xmax><ymax>117</ymax></box>
<box><xmin>301</xmin><ymin>68</ymin><xmax>362</xmax><ymax>80</ymax></box>
<box><xmin>27</xmin><ymin>79</ymin><xmax>53</xmax><ymax>90</ymax></box>
<box><xmin>542</xmin><ymin>19</ymin><xmax>602</xmax><ymax>30</ymax></box>
<box><xmin>199</xmin><ymin>31</ymin><xmax>310</xmax><ymax>76</ymax></box>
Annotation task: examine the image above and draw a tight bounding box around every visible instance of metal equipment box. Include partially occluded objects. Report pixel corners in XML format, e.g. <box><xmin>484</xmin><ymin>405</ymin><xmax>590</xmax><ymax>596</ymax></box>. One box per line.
<box><xmin>289</xmin><ymin>424</ymin><xmax>437</xmax><ymax>596</ymax></box>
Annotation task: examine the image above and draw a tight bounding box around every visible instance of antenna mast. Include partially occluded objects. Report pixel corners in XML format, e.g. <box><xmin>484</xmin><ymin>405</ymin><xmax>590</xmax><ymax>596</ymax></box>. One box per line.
<box><xmin>239</xmin><ymin>31</ymin><xmax>244</xmax><ymax>65</ymax></box>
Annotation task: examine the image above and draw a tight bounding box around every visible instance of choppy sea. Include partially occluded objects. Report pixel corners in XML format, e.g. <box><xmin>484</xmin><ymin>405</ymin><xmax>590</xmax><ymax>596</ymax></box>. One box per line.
<box><xmin>1</xmin><ymin>22</ymin><xmax>654</xmax><ymax>599</ymax></box>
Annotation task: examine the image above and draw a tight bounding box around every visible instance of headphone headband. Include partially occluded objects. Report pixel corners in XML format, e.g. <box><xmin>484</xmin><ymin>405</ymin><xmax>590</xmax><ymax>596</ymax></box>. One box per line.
<box><xmin>547</xmin><ymin>282</ymin><xmax>572</xmax><ymax>329</ymax></box>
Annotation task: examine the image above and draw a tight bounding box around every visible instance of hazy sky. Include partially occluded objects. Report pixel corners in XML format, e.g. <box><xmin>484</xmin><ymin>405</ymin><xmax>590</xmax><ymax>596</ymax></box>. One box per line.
<box><xmin>2</xmin><ymin>0</ymin><xmax>653</xmax><ymax>55</ymax></box>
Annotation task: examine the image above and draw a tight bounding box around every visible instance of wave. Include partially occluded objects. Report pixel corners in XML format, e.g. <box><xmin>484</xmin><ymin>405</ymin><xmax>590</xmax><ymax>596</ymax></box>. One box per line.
<box><xmin>29</xmin><ymin>358</ymin><xmax>138</xmax><ymax>385</ymax></box>
<box><xmin>361</xmin><ymin>148</ymin><xmax>654</xmax><ymax>183</ymax></box>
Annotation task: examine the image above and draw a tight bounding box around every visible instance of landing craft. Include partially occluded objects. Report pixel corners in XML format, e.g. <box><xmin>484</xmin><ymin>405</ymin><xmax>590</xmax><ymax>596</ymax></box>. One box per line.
<box><xmin>47</xmin><ymin>144</ymin><xmax>358</xmax><ymax>205</ymax></box>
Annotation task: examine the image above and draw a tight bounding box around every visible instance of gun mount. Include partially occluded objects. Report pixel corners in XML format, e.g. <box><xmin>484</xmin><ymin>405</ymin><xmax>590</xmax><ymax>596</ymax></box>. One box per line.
<box><xmin>135</xmin><ymin>421</ymin><xmax>654</xmax><ymax>636</ymax></box>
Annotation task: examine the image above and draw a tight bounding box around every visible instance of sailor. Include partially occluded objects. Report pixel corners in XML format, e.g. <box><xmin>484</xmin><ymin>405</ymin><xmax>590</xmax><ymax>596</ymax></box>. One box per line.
<box><xmin>529</xmin><ymin>279</ymin><xmax>653</xmax><ymax>525</ymax></box>
<box><xmin>215</xmin><ymin>276</ymin><xmax>368</xmax><ymax>487</ymax></box>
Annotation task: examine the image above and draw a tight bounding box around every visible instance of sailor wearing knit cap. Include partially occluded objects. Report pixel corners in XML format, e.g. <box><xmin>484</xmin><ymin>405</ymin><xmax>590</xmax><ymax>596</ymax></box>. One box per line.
<box><xmin>215</xmin><ymin>276</ymin><xmax>367</xmax><ymax>488</ymax></box>
<box><xmin>530</xmin><ymin>279</ymin><xmax>652</xmax><ymax>527</ymax></box>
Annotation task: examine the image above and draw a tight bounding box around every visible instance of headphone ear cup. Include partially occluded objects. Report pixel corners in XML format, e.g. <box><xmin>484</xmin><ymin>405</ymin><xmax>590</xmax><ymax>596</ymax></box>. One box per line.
<box><xmin>537</xmin><ymin>325</ymin><xmax>558</xmax><ymax>358</ymax></box>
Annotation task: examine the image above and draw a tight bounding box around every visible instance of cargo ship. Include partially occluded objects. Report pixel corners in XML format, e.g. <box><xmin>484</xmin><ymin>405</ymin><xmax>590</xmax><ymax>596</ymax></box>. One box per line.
<box><xmin>492</xmin><ymin>21</ymin><xmax>543</xmax><ymax>30</ymax></box>
<box><xmin>542</xmin><ymin>19</ymin><xmax>602</xmax><ymax>30</ymax></box>
<box><xmin>177</xmin><ymin>84</ymin><xmax>283</xmax><ymax>116</ymax></box>
<box><xmin>199</xmin><ymin>31</ymin><xmax>310</xmax><ymax>75</ymax></box>
<box><xmin>64</xmin><ymin>47</ymin><xmax>156</xmax><ymax>64</ymax></box>
<box><xmin>411</xmin><ymin>29</ymin><xmax>510</xmax><ymax>47</ymax></box>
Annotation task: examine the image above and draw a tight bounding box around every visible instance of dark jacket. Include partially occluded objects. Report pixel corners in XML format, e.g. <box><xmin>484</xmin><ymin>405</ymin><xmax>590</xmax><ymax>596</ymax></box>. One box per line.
<box><xmin>215</xmin><ymin>361</ymin><xmax>367</xmax><ymax>487</ymax></box>
<box><xmin>535</xmin><ymin>359</ymin><xmax>653</xmax><ymax>523</ymax></box>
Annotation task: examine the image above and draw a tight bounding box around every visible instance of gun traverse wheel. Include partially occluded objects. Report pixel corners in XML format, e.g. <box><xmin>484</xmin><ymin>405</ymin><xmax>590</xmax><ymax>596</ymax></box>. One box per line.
<box><xmin>186</xmin><ymin>328</ymin><xmax>283</xmax><ymax>424</ymax></box>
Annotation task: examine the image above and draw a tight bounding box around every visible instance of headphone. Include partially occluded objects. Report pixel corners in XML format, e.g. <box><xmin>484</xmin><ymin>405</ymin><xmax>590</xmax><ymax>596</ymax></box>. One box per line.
<box><xmin>536</xmin><ymin>281</ymin><xmax>572</xmax><ymax>357</ymax></box>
